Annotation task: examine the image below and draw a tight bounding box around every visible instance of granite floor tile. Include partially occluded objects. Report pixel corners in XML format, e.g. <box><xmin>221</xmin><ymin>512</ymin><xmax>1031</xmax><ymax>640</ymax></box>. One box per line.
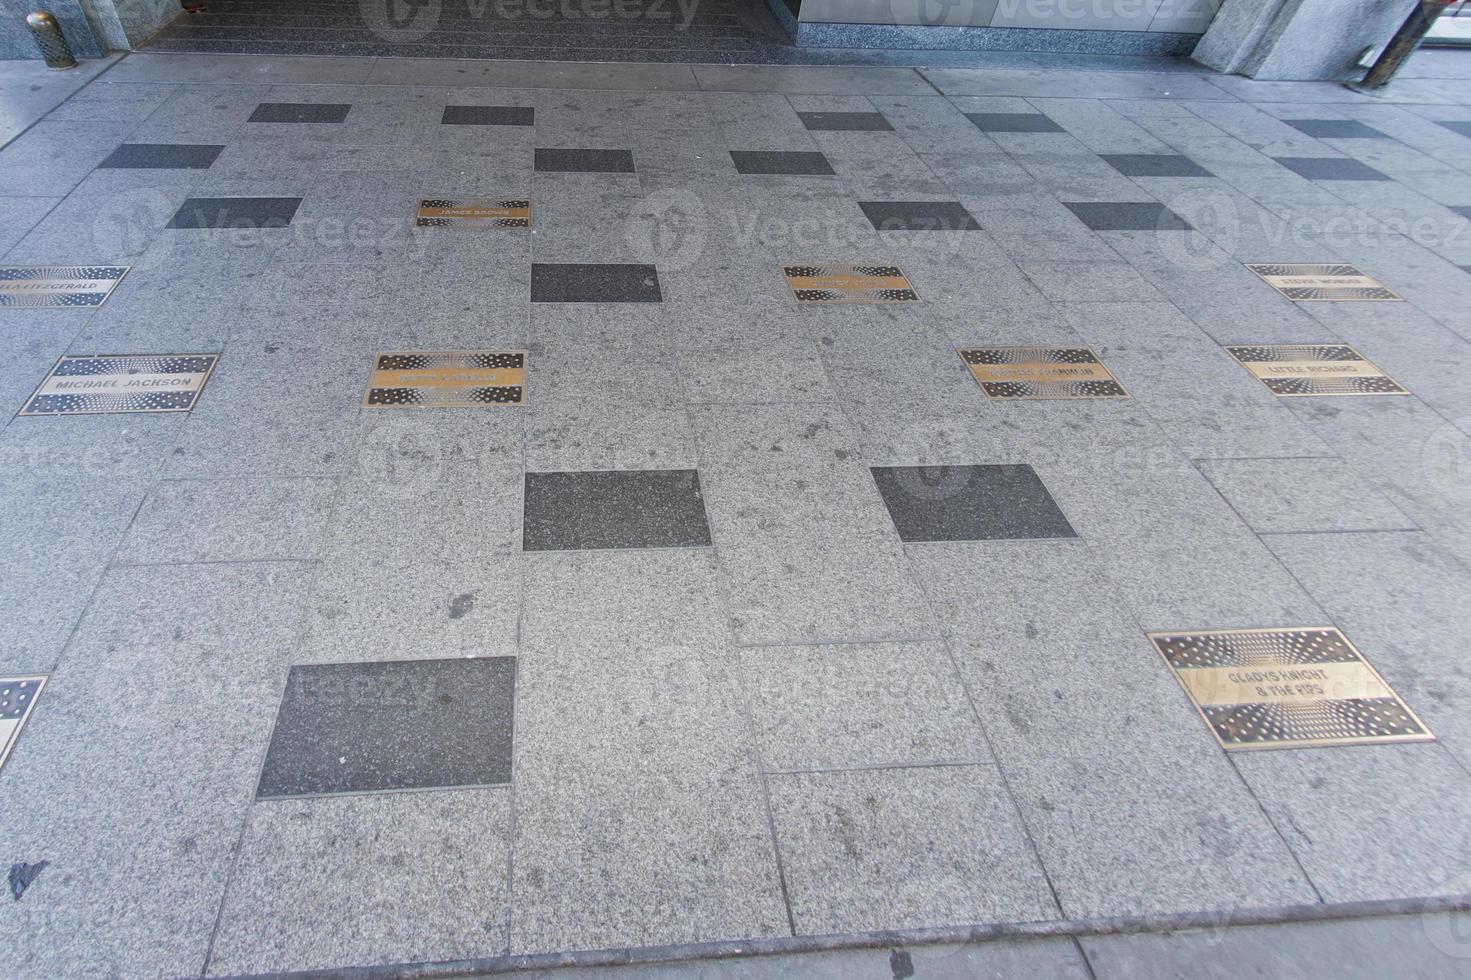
<box><xmin>1100</xmin><ymin>153</ymin><xmax>1213</xmax><ymax>178</ymax></box>
<box><xmin>871</xmin><ymin>464</ymin><xmax>1075</xmax><ymax>543</ymax></box>
<box><xmin>115</xmin><ymin>477</ymin><xmax>336</xmax><ymax>565</ymax></box>
<box><xmin>441</xmin><ymin>104</ymin><xmax>534</xmax><ymax>126</ymax></box>
<box><xmin>729</xmin><ymin>150</ymin><xmax>836</xmax><ymax>175</ymax></box>
<box><xmin>533</xmin><ymin>147</ymin><xmax>636</xmax><ymax>173</ymax></box>
<box><xmin>1197</xmin><ymin>457</ymin><xmax>1417</xmax><ymax>534</ymax></box>
<box><xmin>530</xmin><ymin>262</ymin><xmax>662</xmax><ymax>302</ymax></box>
<box><xmin>97</xmin><ymin>143</ymin><xmax>225</xmax><ymax>170</ymax></box>
<box><xmin>0</xmin><ymin>562</ymin><xmax>312</xmax><ymax>979</ymax></box>
<box><xmin>1436</xmin><ymin>120</ymin><xmax>1471</xmax><ymax>138</ymax></box>
<box><xmin>166</xmin><ymin>196</ymin><xmax>303</xmax><ymax>229</ymax></box>
<box><xmin>858</xmin><ymin>200</ymin><xmax>981</xmax><ymax>232</ymax></box>
<box><xmin>744</xmin><ymin>640</ymin><xmax>987</xmax><ymax>771</ymax></box>
<box><xmin>1285</xmin><ymin>119</ymin><xmax>1390</xmax><ymax>139</ymax></box>
<box><xmin>767</xmin><ymin>766</ymin><xmax>1058</xmax><ymax>934</ymax></box>
<box><xmin>299</xmin><ymin>554</ymin><xmax>521</xmax><ymax>664</ymax></box>
<box><xmin>966</xmin><ymin>112</ymin><xmax>1064</xmax><ymax>133</ymax></box>
<box><xmin>207</xmin><ymin>790</ymin><xmax>512</xmax><ymax>975</ymax></box>
<box><xmin>798</xmin><ymin>111</ymin><xmax>892</xmax><ymax>132</ymax></box>
<box><xmin>256</xmin><ymin>657</ymin><xmax>516</xmax><ymax>798</ymax></box>
<box><xmin>512</xmin><ymin>550</ymin><xmax>786</xmax><ymax>954</ymax></box>
<box><xmin>1064</xmin><ymin>201</ymin><xmax>1193</xmax><ymax>231</ymax></box>
<box><xmin>1273</xmin><ymin>156</ymin><xmax>1391</xmax><ymax>181</ymax></box>
<box><xmin>909</xmin><ymin>541</ymin><xmax>1319</xmax><ymax>919</ymax></box>
<box><xmin>248</xmin><ymin>101</ymin><xmax>352</xmax><ymax>123</ymax></box>
<box><xmin>522</xmin><ymin>469</ymin><xmax>712</xmax><ymax>551</ymax></box>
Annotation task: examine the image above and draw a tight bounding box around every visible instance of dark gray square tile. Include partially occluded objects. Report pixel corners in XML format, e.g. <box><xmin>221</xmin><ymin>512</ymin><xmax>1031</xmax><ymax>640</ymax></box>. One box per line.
<box><xmin>870</xmin><ymin>465</ymin><xmax>1075</xmax><ymax>542</ymax></box>
<box><xmin>1285</xmin><ymin>119</ymin><xmax>1389</xmax><ymax>139</ymax></box>
<box><xmin>1436</xmin><ymin>120</ymin><xmax>1471</xmax><ymax>138</ymax></box>
<box><xmin>442</xmin><ymin>105</ymin><xmax>533</xmax><ymax>126</ymax></box>
<box><xmin>166</xmin><ymin>197</ymin><xmax>302</xmax><ymax>229</ymax></box>
<box><xmin>1063</xmin><ymin>201</ymin><xmax>1193</xmax><ymax>231</ymax></box>
<box><xmin>534</xmin><ymin>148</ymin><xmax>635</xmax><ymax>173</ymax></box>
<box><xmin>798</xmin><ymin>111</ymin><xmax>892</xmax><ymax>132</ymax></box>
<box><xmin>97</xmin><ymin>143</ymin><xmax>225</xmax><ymax>169</ymax></box>
<box><xmin>965</xmin><ymin>112</ymin><xmax>1064</xmax><ymax>133</ymax></box>
<box><xmin>530</xmin><ymin>263</ymin><xmax>661</xmax><ymax>303</ymax></box>
<box><xmin>729</xmin><ymin>150</ymin><xmax>835</xmax><ymax>176</ymax></box>
<box><xmin>523</xmin><ymin>469</ymin><xmax>712</xmax><ymax>551</ymax></box>
<box><xmin>1451</xmin><ymin>206</ymin><xmax>1471</xmax><ymax>220</ymax></box>
<box><xmin>1101</xmin><ymin>154</ymin><xmax>1213</xmax><ymax>178</ymax></box>
<box><xmin>255</xmin><ymin>658</ymin><xmax>515</xmax><ymax>799</ymax></box>
<box><xmin>248</xmin><ymin>102</ymin><xmax>351</xmax><ymax>123</ymax></box>
<box><xmin>1272</xmin><ymin>156</ymin><xmax>1390</xmax><ymax>181</ymax></box>
<box><xmin>859</xmin><ymin>201</ymin><xmax>980</xmax><ymax>232</ymax></box>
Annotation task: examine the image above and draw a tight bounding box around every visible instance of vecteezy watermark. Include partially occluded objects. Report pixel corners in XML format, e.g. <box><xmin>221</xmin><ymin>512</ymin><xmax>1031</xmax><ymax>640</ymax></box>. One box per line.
<box><xmin>361</xmin><ymin>0</ymin><xmax>702</xmax><ymax>41</ymax></box>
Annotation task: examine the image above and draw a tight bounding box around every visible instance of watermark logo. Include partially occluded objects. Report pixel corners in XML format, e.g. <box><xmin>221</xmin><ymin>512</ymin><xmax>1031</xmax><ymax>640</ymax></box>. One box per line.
<box><xmin>625</xmin><ymin>187</ymin><xmax>708</xmax><ymax>271</ymax></box>
<box><xmin>362</xmin><ymin>0</ymin><xmax>443</xmax><ymax>42</ymax></box>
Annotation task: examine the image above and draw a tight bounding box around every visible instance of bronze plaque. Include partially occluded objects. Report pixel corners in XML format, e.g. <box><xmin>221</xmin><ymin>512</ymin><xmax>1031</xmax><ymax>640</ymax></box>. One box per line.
<box><xmin>1225</xmin><ymin>344</ymin><xmax>1407</xmax><ymax>397</ymax></box>
<box><xmin>1246</xmin><ymin>263</ymin><xmax>1401</xmax><ymax>301</ymax></box>
<box><xmin>958</xmin><ymin>347</ymin><xmax>1129</xmax><ymax>400</ymax></box>
<box><xmin>19</xmin><ymin>354</ymin><xmax>219</xmax><ymax>416</ymax></box>
<box><xmin>1150</xmin><ymin>627</ymin><xmax>1432</xmax><ymax>751</ymax></box>
<box><xmin>783</xmin><ymin>264</ymin><xmax>919</xmax><ymax>304</ymax></box>
<box><xmin>416</xmin><ymin>199</ymin><xmax>530</xmax><ymax>229</ymax></box>
<box><xmin>364</xmin><ymin>350</ymin><xmax>526</xmax><ymax>408</ymax></box>
<box><xmin>0</xmin><ymin>675</ymin><xmax>45</xmax><ymax>771</ymax></box>
<box><xmin>0</xmin><ymin>266</ymin><xmax>129</xmax><ymax>309</ymax></box>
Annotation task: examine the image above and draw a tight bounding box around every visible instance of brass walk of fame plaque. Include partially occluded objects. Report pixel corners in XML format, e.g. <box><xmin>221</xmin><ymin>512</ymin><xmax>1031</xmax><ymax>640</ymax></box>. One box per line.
<box><xmin>0</xmin><ymin>676</ymin><xmax>45</xmax><ymax>771</ymax></box>
<box><xmin>958</xmin><ymin>347</ymin><xmax>1130</xmax><ymax>400</ymax></box>
<box><xmin>0</xmin><ymin>266</ymin><xmax>129</xmax><ymax>309</ymax></box>
<box><xmin>415</xmin><ymin>199</ymin><xmax>530</xmax><ymax>229</ymax></box>
<box><xmin>1225</xmin><ymin>344</ymin><xmax>1407</xmax><ymax>397</ymax></box>
<box><xmin>19</xmin><ymin>354</ymin><xmax>219</xmax><ymax>417</ymax></box>
<box><xmin>1150</xmin><ymin>627</ymin><xmax>1432</xmax><ymax>751</ymax></box>
<box><xmin>364</xmin><ymin>351</ymin><xmax>526</xmax><ymax>408</ymax></box>
<box><xmin>1247</xmin><ymin>263</ymin><xmax>1401</xmax><ymax>301</ymax></box>
<box><xmin>783</xmin><ymin>264</ymin><xmax>919</xmax><ymax>304</ymax></box>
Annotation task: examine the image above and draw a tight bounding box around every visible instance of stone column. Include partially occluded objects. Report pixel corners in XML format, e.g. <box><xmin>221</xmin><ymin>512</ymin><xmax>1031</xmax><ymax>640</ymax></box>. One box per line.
<box><xmin>1193</xmin><ymin>0</ymin><xmax>1415</xmax><ymax>80</ymax></box>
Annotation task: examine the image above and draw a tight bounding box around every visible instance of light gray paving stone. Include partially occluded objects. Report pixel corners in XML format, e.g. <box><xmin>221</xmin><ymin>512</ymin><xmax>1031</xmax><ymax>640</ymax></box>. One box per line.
<box><xmin>1036</xmin><ymin>442</ymin><xmax>1326</xmax><ymax>632</ymax></box>
<box><xmin>166</xmin><ymin>349</ymin><xmax>365</xmax><ymax>479</ymax></box>
<box><xmin>1231</xmin><ymin>744</ymin><xmax>1471</xmax><ymax>904</ymax></box>
<box><xmin>744</xmin><ymin>640</ymin><xmax>988</xmax><ymax>772</ymax></box>
<box><xmin>207</xmin><ymin>789</ymin><xmax>512</xmax><ymax>975</ymax></box>
<box><xmin>0</xmin><ymin>196</ymin><xmax>60</xmax><ymax>257</ymax></box>
<box><xmin>1056</xmin><ymin>301</ymin><xmax>1334</xmax><ymax>460</ymax></box>
<box><xmin>677</xmin><ymin>348</ymin><xmax>835</xmax><ymax>405</ymax></box>
<box><xmin>109</xmin><ymin>53</ymin><xmax>376</xmax><ymax>85</ymax></box>
<box><xmin>694</xmin><ymin>66</ymin><xmax>935</xmax><ymax>96</ymax></box>
<box><xmin>324</xmin><ymin>412</ymin><xmax>523</xmax><ymax>564</ymax></box>
<box><xmin>0</xmin><ymin>121</ymin><xmax>140</xmax><ymax>197</ymax></box>
<box><xmin>1262</xmin><ymin>529</ymin><xmax>1471</xmax><ymax>769</ymax></box>
<box><xmin>298</xmin><ymin>554</ymin><xmax>520</xmax><ymax>663</ymax></box>
<box><xmin>0</xmin><ymin>562</ymin><xmax>312</xmax><ymax>980</ymax></box>
<box><xmin>115</xmin><ymin>477</ymin><xmax>337</xmax><ymax>565</ymax></box>
<box><xmin>1197</xmin><ymin>457</ymin><xmax>1417</xmax><ymax>534</ymax></box>
<box><xmin>0</xmin><ymin>471</ymin><xmax>150</xmax><ymax>675</ymax></box>
<box><xmin>47</xmin><ymin>82</ymin><xmax>180</xmax><ymax>124</ymax></box>
<box><xmin>921</xmin><ymin>69</ymin><xmax>1230</xmax><ymax>101</ymax></box>
<box><xmin>688</xmin><ymin>403</ymin><xmax>939</xmax><ymax>646</ymax></box>
<box><xmin>525</xmin><ymin>402</ymin><xmax>696</xmax><ymax>473</ymax></box>
<box><xmin>512</xmin><ymin>550</ymin><xmax>787</xmax><ymax>954</ymax></box>
<box><xmin>767</xmin><ymin>766</ymin><xmax>1059</xmax><ymax>935</ymax></box>
<box><xmin>908</xmin><ymin>541</ymin><xmax>1318</xmax><ymax>920</ymax></box>
<box><xmin>1084</xmin><ymin>913</ymin><xmax>1471</xmax><ymax>980</ymax></box>
<box><xmin>3</xmin><ymin>169</ymin><xmax>202</xmax><ymax>267</ymax></box>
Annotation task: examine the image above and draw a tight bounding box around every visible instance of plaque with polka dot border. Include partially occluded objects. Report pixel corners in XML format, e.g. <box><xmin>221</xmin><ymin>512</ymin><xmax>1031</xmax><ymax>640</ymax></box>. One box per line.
<box><xmin>18</xmin><ymin>354</ymin><xmax>220</xmax><ymax>417</ymax></box>
<box><xmin>364</xmin><ymin>350</ymin><xmax>527</xmax><ymax>409</ymax></box>
<box><xmin>415</xmin><ymin>198</ymin><xmax>530</xmax><ymax>229</ymax></box>
<box><xmin>0</xmin><ymin>675</ymin><xmax>46</xmax><ymax>772</ymax></box>
<box><xmin>0</xmin><ymin>266</ymin><xmax>129</xmax><ymax>309</ymax></box>
<box><xmin>1225</xmin><ymin>344</ymin><xmax>1408</xmax><ymax>397</ymax></box>
<box><xmin>1246</xmin><ymin>263</ymin><xmax>1401</xmax><ymax>302</ymax></box>
<box><xmin>1148</xmin><ymin>627</ymin><xmax>1432</xmax><ymax>751</ymax></box>
<box><xmin>782</xmin><ymin>264</ymin><xmax>919</xmax><ymax>304</ymax></box>
<box><xmin>958</xmin><ymin>347</ymin><xmax>1130</xmax><ymax>400</ymax></box>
